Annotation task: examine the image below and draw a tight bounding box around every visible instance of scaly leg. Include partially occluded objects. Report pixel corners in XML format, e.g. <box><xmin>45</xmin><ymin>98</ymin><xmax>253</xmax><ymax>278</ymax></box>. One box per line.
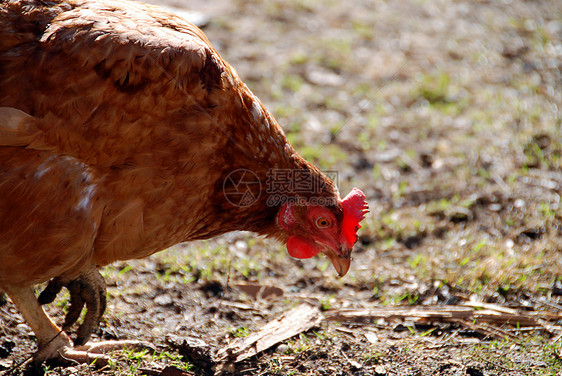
<box><xmin>6</xmin><ymin>275</ymin><xmax>154</xmax><ymax>367</ymax></box>
<box><xmin>38</xmin><ymin>267</ymin><xmax>107</xmax><ymax>345</ymax></box>
<box><xmin>3</xmin><ymin>284</ymin><xmax>111</xmax><ymax>366</ymax></box>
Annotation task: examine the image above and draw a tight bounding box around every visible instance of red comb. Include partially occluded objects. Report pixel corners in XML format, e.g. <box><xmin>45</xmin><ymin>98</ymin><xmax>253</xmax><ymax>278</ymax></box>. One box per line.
<box><xmin>341</xmin><ymin>188</ymin><xmax>369</xmax><ymax>247</ymax></box>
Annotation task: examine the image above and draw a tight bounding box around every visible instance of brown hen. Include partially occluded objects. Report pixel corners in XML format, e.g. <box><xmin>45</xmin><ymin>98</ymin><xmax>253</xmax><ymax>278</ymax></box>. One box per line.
<box><xmin>0</xmin><ymin>0</ymin><xmax>368</xmax><ymax>365</ymax></box>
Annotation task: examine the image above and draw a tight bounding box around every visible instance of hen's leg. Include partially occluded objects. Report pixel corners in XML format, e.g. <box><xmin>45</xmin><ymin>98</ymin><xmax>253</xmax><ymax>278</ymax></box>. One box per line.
<box><xmin>6</xmin><ymin>284</ymin><xmax>154</xmax><ymax>367</ymax></box>
<box><xmin>3</xmin><ymin>284</ymin><xmax>111</xmax><ymax>365</ymax></box>
<box><xmin>39</xmin><ymin>268</ymin><xmax>107</xmax><ymax>346</ymax></box>
<box><xmin>62</xmin><ymin>267</ymin><xmax>153</xmax><ymax>355</ymax></box>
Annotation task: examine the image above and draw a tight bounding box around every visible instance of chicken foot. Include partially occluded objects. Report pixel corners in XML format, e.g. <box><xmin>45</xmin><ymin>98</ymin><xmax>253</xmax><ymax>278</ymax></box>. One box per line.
<box><xmin>38</xmin><ymin>268</ymin><xmax>106</xmax><ymax>345</ymax></box>
<box><xmin>3</xmin><ymin>284</ymin><xmax>112</xmax><ymax>366</ymax></box>
<box><xmin>5</xmin><ymin>269</ymin><xmax>154</xmax><ymax>368</ymax></box>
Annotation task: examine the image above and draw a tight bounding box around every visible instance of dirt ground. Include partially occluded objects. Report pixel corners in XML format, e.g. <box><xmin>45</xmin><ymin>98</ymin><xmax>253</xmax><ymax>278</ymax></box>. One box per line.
<box><xmin>1</xmin><ymin>0</ymin><xmax>561</xmax><ymax>375</ymax></box>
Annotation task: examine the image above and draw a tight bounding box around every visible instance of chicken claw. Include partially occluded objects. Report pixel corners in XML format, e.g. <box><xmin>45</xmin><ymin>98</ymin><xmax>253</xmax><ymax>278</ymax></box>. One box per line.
<box><xmin>66</xmin><ymin>269</ymin><xmax>107</xmax><ymax>346</ymax></box>
<box><xmin>33</xmin><ymin>337</ymin><xmax>155</xmax><ymax>368</ymax></box>
<box><xmin>37</xmin><ymin>278</ymin><xmax>64</xmax><ymax>305</ymax></box>
<box><xmin>38</xmin><ymin>268</ymin><xmax>107</xmax><ymax>346</ymax></box>
<box><xmin>5</xmin><ymin>285</ymin><xmax>152</xmax><ymax>369</ymax></box>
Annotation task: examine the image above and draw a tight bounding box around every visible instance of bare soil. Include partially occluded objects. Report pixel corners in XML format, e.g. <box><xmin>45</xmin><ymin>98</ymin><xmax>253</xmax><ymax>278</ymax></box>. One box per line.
<box><xmin>1</xmin><ymin>0</ymin><xmax>561</xmax><ymax>375</ymax></box>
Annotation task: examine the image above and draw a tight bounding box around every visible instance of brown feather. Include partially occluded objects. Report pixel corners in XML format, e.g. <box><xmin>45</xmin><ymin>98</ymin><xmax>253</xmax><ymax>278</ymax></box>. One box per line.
<box><xmin>0</xmin><ymin>0</ymin><xmax>338</xmax><ymax>287</ymax></box>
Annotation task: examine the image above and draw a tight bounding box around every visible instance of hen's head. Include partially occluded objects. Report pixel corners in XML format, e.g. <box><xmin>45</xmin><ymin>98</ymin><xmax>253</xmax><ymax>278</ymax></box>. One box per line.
<box><xmin>277</xmin><ymin>188</ymin><xmax>368</xmax><ymax>277</ymax></box>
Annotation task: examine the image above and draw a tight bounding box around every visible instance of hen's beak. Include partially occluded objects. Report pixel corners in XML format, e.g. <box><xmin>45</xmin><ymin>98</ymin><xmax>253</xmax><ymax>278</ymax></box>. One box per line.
<box><xmin>326</xmin><ymin>248</ymin><xmax>351</xmax><ymax>278</ymax></box>
<box><xmin>314</xmin><ymin>240</ymin><xmax>352</xmax><ymax>277</ymax></box>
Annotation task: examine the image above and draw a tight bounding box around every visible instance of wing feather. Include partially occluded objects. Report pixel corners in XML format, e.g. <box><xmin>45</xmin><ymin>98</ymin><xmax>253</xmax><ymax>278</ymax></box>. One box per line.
<box><xmin>0</xmin><ymin>0</ymin><xmax>226</xmax><ymax>163</ymax></box>
<box><xmin>0</xmin><ymin>107</ymin><xmax>36</xmax><ymax>146</ymax></box>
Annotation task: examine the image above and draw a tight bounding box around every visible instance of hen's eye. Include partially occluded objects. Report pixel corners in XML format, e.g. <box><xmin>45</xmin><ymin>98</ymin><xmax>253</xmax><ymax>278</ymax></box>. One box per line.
<box><xmin>316</xmin><ymin>217</ymin><xmax>330</xmax><ymax>228</ymax></box>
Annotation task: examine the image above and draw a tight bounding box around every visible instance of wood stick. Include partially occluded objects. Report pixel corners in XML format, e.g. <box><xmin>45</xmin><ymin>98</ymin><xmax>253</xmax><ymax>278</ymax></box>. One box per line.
<box><xmin>214</xmin><ymin>304</ymin><xmax>323</xmax><ymax>374</ymax></box>
<box><xmin>325</xmin><ymin>305</ymin><xmax>561</xmax><ymax>327</ymax></box>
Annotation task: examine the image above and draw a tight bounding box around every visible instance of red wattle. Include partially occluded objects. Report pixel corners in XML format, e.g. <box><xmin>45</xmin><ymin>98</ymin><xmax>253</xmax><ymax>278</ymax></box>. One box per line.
<box><xmin>286</xmin><ymin>236</ymin><xmax>319</xmax><ymax>259</ymax></box>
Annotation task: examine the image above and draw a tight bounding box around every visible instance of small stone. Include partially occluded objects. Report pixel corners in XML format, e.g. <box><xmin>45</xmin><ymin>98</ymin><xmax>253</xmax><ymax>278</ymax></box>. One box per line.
<box><xmin>349</xmin><ymin>358</ymin><xmax>362</xmax><ymax>370</ymax></box>
<box><xmin>166</xmin><ymin>334</ymin><xmax>215</xmax><ymax>370</ymax></box>
<box><xmin>154</xmin><ymin>294</ymin><xmax>173</xmax><ymax>306</ymax></box>
<box><xmin>306</xmin><ymin>68</ymin><xmax>344</xmax><ymax>87</ymax></box>
<box><xmin>364</xmin><ymin>332</ymin><xmax>378</xmax><ymax>344</ymax></box>
<box><xmin>235</xmin><ymin>240</ymin><xmax>248</xmax><ymax>252</ymax></box>
<box><xmin>488</xmin><ymin>203</ymin><xmax>502</xmax><ymax>212</ymax></box>
<box><xmin>275</xmin><ymin>344</ymin><xmax>288</xmax><ymax>354</ymax></box>
<box><xmin>16</xmin><ymin>324</ymin><xmax>30</xmax><ymax>336</ymax></box>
